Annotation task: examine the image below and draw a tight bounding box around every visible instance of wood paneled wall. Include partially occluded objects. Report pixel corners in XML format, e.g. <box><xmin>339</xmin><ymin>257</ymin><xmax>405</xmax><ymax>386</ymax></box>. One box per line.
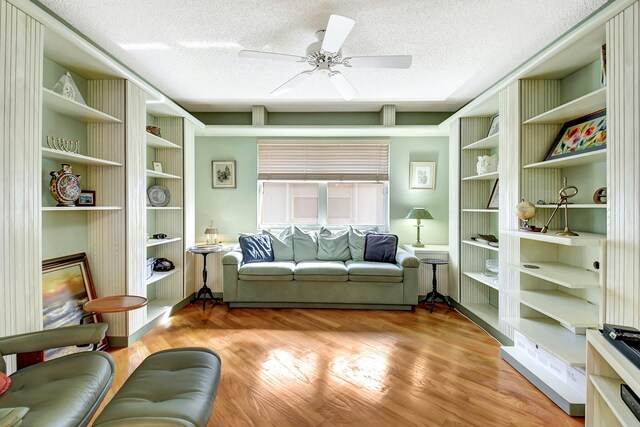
<box><xmin>606</xmin><ymin>1</ymin><xmax>640</xmax><ymax>328</ymax></box>
<box><xmin>448</xmin><ymin>120</ymin><xmax>461</xmax><ymax>302</ymax></box>
<box><xmin>86</xmin><ymin>80</ymin><xmax>127</xmax><ymax>336</ymax></box>
<box><xmin>183</xmin><ymin>120</ymin><xmax>196</xmax><ymax>296</ymax></box>
<box><xmin>0</xmin><ymin>0</ymin><xmax>43</xmax><ymax>371</ymax></box>
<box><xmin>125</xmin><ymin>81</ymin><xmax>147</xmax><ymax>334</ymax></box>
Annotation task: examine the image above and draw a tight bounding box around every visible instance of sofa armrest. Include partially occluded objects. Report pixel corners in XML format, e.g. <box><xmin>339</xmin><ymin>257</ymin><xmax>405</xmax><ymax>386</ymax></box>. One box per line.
<box><xmin>396</xmin><ymin>249</ymin><xmax>420</xmax><ymax>268</ymax></box>
<box><xmin>0</xmin><ymin>323</ymin><xmax>108</xmax><ymax>356</ymax></box>
<box><xmin>222</xmin><ymin>250</ymin><xmax>243</xmax><ymax>266</ymax></box>
<box><xmin>0</xmin><ymin>407</ymin><xmax>29</xmax><ymax>427</ymax></box>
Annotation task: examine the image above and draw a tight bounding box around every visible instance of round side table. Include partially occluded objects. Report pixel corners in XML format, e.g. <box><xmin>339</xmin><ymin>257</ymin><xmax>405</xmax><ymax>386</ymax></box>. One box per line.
<box><xmin>82</xmin><ymin>295</ymin><xmax>148</xmax><ymax>349</ymax></box>
<box><xmin>188</xmin><ymin>245</ymin><xmax>226</xmax><ymax>311</ymax></box>
<box><xmin>420</xmin><ymin>259</ymin><xmax>452</xmax><ymax>313</ymax></box>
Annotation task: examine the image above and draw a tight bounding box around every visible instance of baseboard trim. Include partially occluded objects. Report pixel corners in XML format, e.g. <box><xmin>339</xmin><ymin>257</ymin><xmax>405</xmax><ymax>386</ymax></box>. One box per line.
<box><xmin>228</xmin><ymin>302</ymin><xmax>412</xmax><ymax>310</ymax></box>
<box><xmin>108</xmin><ymin>294</ymin><xmax>194</xmax><ymax>348</ymax></box>
<box><xmin>451</xmin><ymin>299</ymin><xmax>513</xmax><ymax>346</ymax></box>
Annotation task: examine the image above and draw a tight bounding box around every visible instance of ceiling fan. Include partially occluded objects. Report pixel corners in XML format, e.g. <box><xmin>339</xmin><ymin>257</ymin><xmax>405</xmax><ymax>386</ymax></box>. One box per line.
<box><xmin>238</xmin><ymin>14</ymin><xmax>412</xmax><ymax>101</ymax></box>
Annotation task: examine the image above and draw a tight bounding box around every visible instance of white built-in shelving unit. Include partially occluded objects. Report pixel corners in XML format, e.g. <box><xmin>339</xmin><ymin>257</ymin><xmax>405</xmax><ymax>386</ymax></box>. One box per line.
<box><xmin>586</xmin><ymin>330</ymin><xmax>640</xmax><ymax>426</ymax></box>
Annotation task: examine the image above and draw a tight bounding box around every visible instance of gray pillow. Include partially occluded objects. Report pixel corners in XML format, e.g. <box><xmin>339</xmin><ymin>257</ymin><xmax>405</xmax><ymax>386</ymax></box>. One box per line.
<box><xmin>262</xmin><ymin>226</ymin><xmax>293</xmax><ymax>261</ymax></box>
<box><xmin>317</xmin><ymin>227</ymin><xmax>350</xmax><ymax>261</ymax></box>
<box><xmin>348</xmin><ymin>226</ymin><xmax>379</xmax><ymax>261</ymax></box>
<box><xmin>293</xmin><ymin>227</ymin><xmax>318</xmax><ymax>262</ymax></box>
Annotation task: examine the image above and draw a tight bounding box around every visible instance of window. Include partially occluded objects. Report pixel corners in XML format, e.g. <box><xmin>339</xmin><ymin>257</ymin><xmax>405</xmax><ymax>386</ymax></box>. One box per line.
<box><xmin>257</xmin><ymin>140</ymin><xmax>390</xmax><ymax>229</ymax></box>
<box><xmin>259</xmin><ymin>181</ymin><xmax>388</xmax><ymax>229</ymax></box>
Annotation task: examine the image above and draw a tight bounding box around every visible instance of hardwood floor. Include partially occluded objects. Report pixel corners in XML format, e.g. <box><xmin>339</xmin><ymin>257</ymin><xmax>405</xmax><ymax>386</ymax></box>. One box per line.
<box><xmin>100</xmin><ymin>304</ymin><xmax>584</xmax><ymax>426</ymax></box>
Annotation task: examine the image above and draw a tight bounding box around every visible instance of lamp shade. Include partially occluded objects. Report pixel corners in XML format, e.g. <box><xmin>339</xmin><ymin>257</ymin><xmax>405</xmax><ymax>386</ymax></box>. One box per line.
<box><xmin>405</xmin><ymin>208</ymin><xmax>433</xmax><ymax>220</ymax></box>
<box><xmin>204</xmin><ymin>227</ymin><xmax>219</xmax><ymax>235</ymax></box>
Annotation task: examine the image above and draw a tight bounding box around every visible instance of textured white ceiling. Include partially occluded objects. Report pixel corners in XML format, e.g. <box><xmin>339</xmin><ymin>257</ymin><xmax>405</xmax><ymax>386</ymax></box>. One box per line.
<box><xmin>41</xmin><ymin>0</ymin><xmax>606</xmax><ymax>112</ymax></box>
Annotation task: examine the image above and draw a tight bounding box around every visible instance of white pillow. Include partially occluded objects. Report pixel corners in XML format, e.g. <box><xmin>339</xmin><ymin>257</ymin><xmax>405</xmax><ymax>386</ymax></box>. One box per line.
<box><xmin>262</xmin><ymin>226</ymin><xmax>294</xmax><ymax>261</ymax></box>
<box><xmin>348</xmin><ymin>226</ymin><xmax>379</xmax><ymax>261</ymax></box>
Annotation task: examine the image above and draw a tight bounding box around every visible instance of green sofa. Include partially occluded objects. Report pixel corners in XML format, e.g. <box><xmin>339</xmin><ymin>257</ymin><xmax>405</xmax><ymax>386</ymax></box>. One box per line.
<box><xmin>223</xmin><ymin>246</ymin><xmax>420</xmax><ymax>310</ymax></box>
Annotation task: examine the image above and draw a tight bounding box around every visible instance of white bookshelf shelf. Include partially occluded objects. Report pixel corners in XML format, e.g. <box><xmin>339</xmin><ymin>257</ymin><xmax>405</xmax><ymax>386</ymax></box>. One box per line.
<box><xmin>146</xmin><ymin>268</ymin><xmax>181</xmax><ymax>286</ymax></box>
<box><xmin>462</xmin><ymin>239</ymin><xmax>499</xmax><ymax>252</ymax></box>
<box><xmin>512</xmin><ymin>261</ymin><xmax>600</xmax><ymax>289</ymax></box>
<box><xmin>535</xmin><ymin>204</ymin><xmax>607</xmax><ymax>209</ymax></box>
<box><xmin>42</xmin><ymin>206</ymin><xmax>122</xmax><ymax>211</ymax></box>
<box><xmin>462</xmin><ymin>208</ymin><xmax>499</xmax><ymax>213</ymax></box>
<box><xmin>505</xmin><ymin>317</ymin><xmax>586</xmax><ymax>366</ymax></box>
<box><xmin>462</xmin><ymin>171</ymin><xmax>499</xmax><ymax>181</ymax></box>
<box><xmin>465</xmin><ymin>303</ymin><xmax>499</xmax><ymax>330</ymax></box>
<box><xmin>146</xmin><ymin>237</ymin><xmax>182</xmax><ymax>247</ymax></box>
<box><xmin>524</xmin><ymin>88</ymin><xmax>606</xmax><ymax>125</ymax></box>
<box><xmin>524</xmin><ymin>149</ymin><xmax>606</xmax><ymax>169</ymax></box>
<box><xmin>463</xmin><ymin>271</ymin><xmax>499</xmax><ymax>290</ymax></box>
<box><xmin>42</xmin><ymin>88</ymin><xmax>121</xmax><ymax>123</ymax></box>
<box><xmin>41</xmin><ymin>147</ymin><xmax>122</xmax><ymax>167</ymax></box>
<box><xmin>519</xmin><ymin>290</ymin><xmax>599</xmax><ymax>328</ymax></box>
<box><xmin>590</xmin><ymin>375</ymin><xmax>639</xmax><ymax>427</ymax></box>
<box><xmin>146</xmin><ymin>206</ymin><xmax>182</xmax><ymax>210</ymax></box>
<box><xmin>501</xmin><ymin>347</ymin><xmax>585</xmax><ymax>405</ymax></box>
<box><xmin>503</xmin><ymin>229</ymin><xmax>605</xmax><ymax>246</ymax></box>
<box><xmin>146</xmin><ymin>169</ymin><xmax>182</xmax><ymax>180</ymax></box>
<box><xmin>146</xmin><ymin>298</ymin><xmax>181</xmax><ymax>322</ymax></box>
<box><xmin>146</xmin><ymin>132</ymin><xmax>182</xmax><ymax>149</ymax></box>
<box><xmin>462</xmin><ymin>133</ymin><xmax>500</xmax><ymax>150</ymax></box>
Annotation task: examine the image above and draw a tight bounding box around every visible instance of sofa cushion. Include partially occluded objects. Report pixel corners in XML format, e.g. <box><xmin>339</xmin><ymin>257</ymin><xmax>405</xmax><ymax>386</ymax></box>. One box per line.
<box><xmin>0</xmin><ymin>351</ymin><xmax>114</xmax><ymax>427</ymax></box>
<box><xmin>348</xmin><ymin>275</ymin><xmax>403</xmax><ymax>283</ymax></box>
<box><xmin>238</xmin><ymin>261</ymin><xmax>295</xmax><ymax>276</ymax></box>
<box><xmin>293</xmin><ymin>227</ymin><xmax>318</xmax><ymax>262</ymax></box>
<box><xmin>239</xmin><ymin>234</ymin><xmax>274</xmax><ymax>264</ymax></box>
<box><xmin>348</xmin><ymin>226</ymin><xmax>379</xmax><ymax>261</ymax></box>
<box><xmin>345</xmin><ymin>260</ymin><xmax>403</xmax><ymax>277</ymax></box>
<box><xmin>294</xmin><ymin>261</ymin><xmax>348</xmax><ymax>276</ymax></box>
<box><xmin>262</xmin><ymin>226</ymin><xmax>294</xmax><ymax>261</ymax></box>
<box><xmin>239</xmin><ymin>274</ymin><xmax>293</xmax><ymax>281</ymax></box>
<box><xmin>364</xmin><ymin>234</ymin><xmax>398</xmax><ymax>264</ymax></box>
<box><xmin>317</xmin><ymin>227</ymin><xmax>350</xmax><ymax>261</ymax></box>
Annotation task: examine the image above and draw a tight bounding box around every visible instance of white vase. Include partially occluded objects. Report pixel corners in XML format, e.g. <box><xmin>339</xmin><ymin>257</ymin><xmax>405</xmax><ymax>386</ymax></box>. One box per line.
<box><xmin>477</xmin><ymin>155</ymin><xmax>498</xmax><ymax>175</ymax></box>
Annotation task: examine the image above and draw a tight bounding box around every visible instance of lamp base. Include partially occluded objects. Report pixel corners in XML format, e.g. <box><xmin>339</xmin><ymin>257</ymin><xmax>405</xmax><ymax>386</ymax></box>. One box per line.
<box><xmin>413</xmin><ymin>241</ymin><xmax>425</xmax><ymax>248</ymax></box>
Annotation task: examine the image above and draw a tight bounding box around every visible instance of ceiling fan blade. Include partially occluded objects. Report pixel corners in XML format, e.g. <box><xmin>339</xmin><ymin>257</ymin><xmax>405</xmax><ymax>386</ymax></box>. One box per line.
<box><xmin>270</xmin><ymin>70</ymin><xmax>316</xmax><ymax>96</ymax></box>
<box><xmin>238</xmin><ymin>49</ymin><xmax>306</xmax><ymax>62</ymax></box>
<box><xmin>345</xmin><ymin>55</ymin><xmax>413</xmax><ymax>69</ymax></box>
<box><xmin>321</xmin><ymin>15</ymin><xmax>355</xmax><ymax>53</ymax></box>
<box><xmin>328</xmin><ymin>71</ymin><xmax>358</xmax><ymax>101</ymax></box>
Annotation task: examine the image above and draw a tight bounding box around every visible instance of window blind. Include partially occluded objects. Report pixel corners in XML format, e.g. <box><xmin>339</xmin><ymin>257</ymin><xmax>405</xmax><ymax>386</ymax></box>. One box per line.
<box><xmin>258</xmin><ymin>141</ymin><xmax>390</xmax><ymax>181</ymax></box>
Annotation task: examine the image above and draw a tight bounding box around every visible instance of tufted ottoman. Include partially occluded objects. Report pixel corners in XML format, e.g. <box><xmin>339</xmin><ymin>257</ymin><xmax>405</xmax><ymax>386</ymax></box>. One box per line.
<box><xmin>93</xmin><ymin>347</ymin><xmax>221</xmax><ymax>427</ymax></box>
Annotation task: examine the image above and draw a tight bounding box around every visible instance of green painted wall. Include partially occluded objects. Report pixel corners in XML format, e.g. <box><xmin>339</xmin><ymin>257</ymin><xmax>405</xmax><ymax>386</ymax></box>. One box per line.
<box><xmin>42</xmin><ymin>58</ymin><xmax>90</xmax><ymax>260</ymax></box>
<box><xmin>194</xmin><ymin>136</ymin><xmax>449</xmax><ymax>245</ymax></box>
<box><xmin>560</xmin><ymin>60</ymin><xmax>602</xmax><ymax>104</ymax></box>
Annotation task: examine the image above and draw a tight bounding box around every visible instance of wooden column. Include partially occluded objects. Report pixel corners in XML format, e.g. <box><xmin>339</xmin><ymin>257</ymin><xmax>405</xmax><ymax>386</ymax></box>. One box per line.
<box><xmin>606</xmin><ymin>1</ymin><xmax>640</xmax><ymax>328</ymax></box>
<box><xmin>0</xmin><ymin>0</ymin><xmax>43</xmax><ymax>371</ymax></box>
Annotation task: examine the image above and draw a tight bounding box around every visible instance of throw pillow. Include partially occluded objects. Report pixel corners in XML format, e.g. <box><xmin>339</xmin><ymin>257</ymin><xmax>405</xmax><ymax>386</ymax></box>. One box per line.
<box><xmin>262</xmin><ymin>226</ymin><xmax>294</xmax><ymax>261</ymax></box>
<box><xmin>348</xmin><ymin>226</ymin><xmax>379</xmax><ymax>261</ymax></box>
<box><xmin>292</xmin><ymin>227</ymin><xmax>318</xmax><ymax>262</ymax></box>
<box><xmin>0</xmin><ymin>372</ymin><xmax>10</xmax><ymax>396</ymax></box>
<box><xmin>364</xmin><ymin>233</ymin><xmax>398</xmax><ymax>264</ymax></box>
<box><xmin>238</xmin><ymin>234</ymin><xmax>274</xmax><ymax>264</ymax></box>
<box><xmin>317</xmin><ymin>227</ymin><xmax>351</xmax><ymax>261</ymax></box>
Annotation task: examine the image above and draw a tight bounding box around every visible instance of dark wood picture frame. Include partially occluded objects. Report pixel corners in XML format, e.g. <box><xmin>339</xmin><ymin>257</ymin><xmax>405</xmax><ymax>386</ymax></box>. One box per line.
<box><xmin>544</xmin><ymin>110</ymin><xmax>607</xmax><ymax>161</ymax></box>
<box><xmin>42</xmin><ymin>252</ymin><xmax>107</xmax><ymax>358</ymax></box>
<box><xmin>76</xmin><ymin>190</ymin><xmax>96</xmax><ymax>206</ymax></box>
<box><xmin>487</xmin><ymin>180</ymin><xmax>499</xmax><ymax>209</ymax></box>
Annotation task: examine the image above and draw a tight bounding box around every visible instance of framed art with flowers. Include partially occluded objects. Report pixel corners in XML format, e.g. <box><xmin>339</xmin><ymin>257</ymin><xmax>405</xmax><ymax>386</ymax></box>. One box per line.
<box><xmin>544</xmin><ymin>110</ymin><xmax>607</xmax><ymax>161</ymax></box>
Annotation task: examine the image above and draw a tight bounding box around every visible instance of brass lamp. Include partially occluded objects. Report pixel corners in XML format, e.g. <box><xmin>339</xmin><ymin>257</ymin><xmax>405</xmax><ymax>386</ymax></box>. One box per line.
<box><xmin>204</xmin><ymin>227</ymin><xmax>219</xmax><ymax>244</ymax></box>
<box><xmin>405</xmin><ymin>208</ymin><xmax>433</xmax><ymax>247</ymax></box>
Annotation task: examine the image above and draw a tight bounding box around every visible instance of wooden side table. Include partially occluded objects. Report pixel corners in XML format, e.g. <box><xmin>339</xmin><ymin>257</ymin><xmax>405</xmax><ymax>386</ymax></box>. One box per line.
<box><xmin>420</xmin><ymin>259</ymin><xmax>452</xmax><ymax>313</ymax></box>
<box><xmin>83</xmin><ymin>295</ymin><xmax>148</xmax><ymax>315</ymax></box>
<box><xmin>188</xmin><ymin>245</ymin><xmax>228</xmax><ymax>310</ymax></box>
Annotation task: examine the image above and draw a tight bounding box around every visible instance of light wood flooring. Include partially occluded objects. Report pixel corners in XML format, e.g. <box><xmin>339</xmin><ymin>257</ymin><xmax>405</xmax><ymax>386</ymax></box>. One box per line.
<box><xmin>100</xmin><ymin>303</ymin><xmax>584</xmax><ymax>426</ymax></box>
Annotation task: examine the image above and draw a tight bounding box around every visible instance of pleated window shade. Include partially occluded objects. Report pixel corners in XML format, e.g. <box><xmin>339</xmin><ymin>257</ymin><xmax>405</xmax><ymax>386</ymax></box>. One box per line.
<box><xmin>258</xmin><ymin>141</ymin><xmax>390</xmax><ymax>181</ymax></box>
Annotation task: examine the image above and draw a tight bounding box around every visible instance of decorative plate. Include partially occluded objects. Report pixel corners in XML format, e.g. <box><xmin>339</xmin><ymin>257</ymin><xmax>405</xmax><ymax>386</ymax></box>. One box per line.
<box><xmin>147</xmin><ymin>185</ymin><xmax>170</xmax><ymax>207</ymax></box>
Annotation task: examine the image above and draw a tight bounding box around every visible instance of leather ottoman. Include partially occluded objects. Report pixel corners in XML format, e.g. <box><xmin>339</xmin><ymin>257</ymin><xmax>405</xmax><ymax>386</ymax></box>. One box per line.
<box><xmin>93</xmin><ymin>347</ymin><xmax>221</xmax><ymax>427</ymax></box>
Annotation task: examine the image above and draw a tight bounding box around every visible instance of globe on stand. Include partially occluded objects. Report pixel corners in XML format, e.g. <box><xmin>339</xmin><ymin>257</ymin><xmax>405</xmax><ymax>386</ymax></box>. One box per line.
<box><xmin>516</xmin><ymin>200</ymin><xmax>540</xmax><ymax>232</ymax></box>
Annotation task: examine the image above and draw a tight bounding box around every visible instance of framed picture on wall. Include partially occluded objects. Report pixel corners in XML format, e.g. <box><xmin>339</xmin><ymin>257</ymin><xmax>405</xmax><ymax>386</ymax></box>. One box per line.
<box><xmin>410</xmin><ymin>161</ymin><xmax>436</xmax><ymax>189</ymax></box>
<box><xmin>212</xmin><ymin>160</ymin><xmax>236</xmax><ymax>188</ymax></box>
<box><xmin>42</xmin><ymin>253</ymin><xmax>107</xmax><ymax>359</ymax></box>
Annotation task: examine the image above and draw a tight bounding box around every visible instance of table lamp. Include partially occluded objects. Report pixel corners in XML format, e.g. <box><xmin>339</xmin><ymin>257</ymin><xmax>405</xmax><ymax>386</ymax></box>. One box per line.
<box><xmin>405</xmin><ymin>208</ymin><xmax>433</xmax><ymax>247</ymax></box>
<box><xmin>204</xmin><ymin>227</ymin><xmax>219</xmax><ymax>244</ymax></box>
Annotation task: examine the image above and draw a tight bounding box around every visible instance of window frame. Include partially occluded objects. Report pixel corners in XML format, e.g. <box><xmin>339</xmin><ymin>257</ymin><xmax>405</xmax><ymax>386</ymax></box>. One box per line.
<box><xmin>257</xmin><ymin>180</ymin><xmax>389</xmax><ymax>231</ymax></box>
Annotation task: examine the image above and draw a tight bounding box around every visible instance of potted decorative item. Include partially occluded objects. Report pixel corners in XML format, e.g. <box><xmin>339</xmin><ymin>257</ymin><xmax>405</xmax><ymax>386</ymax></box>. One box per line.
<box><xmin>49</xmin><ymin>164</ymin><xmax>81</xmax><ymax>207</ymax></box>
